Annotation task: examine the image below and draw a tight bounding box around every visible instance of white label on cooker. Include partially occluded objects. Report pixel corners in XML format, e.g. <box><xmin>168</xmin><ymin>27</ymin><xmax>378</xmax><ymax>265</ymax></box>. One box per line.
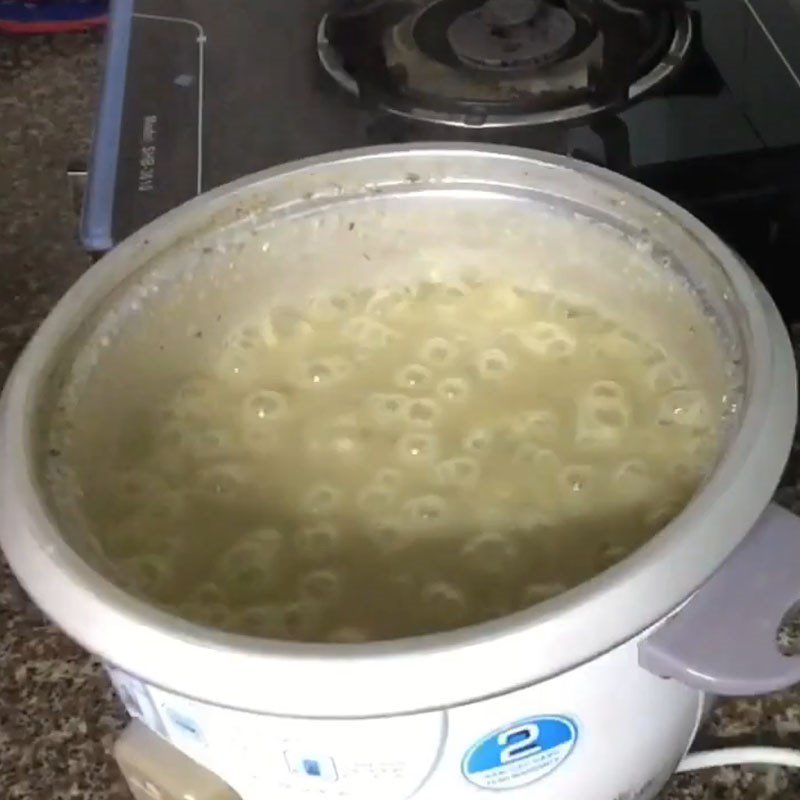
<box><xmin>462</xmin><ymin>715</ymin><xmax>577</xmax><ymax>790</ymax></box>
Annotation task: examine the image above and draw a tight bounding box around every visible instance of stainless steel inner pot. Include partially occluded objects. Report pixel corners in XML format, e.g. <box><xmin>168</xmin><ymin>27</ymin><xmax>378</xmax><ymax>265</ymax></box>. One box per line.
<box><xmin>0</xmin><ymin>145</ymin><xmax>794</xmax><ymax>717</ymax></box>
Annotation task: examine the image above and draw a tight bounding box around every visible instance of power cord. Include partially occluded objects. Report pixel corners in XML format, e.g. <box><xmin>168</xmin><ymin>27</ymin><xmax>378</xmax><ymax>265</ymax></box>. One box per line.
<box><xmin>677</xmin><ymin>747</ymin><xmax>800</xmax><ymax>773</ymax></box>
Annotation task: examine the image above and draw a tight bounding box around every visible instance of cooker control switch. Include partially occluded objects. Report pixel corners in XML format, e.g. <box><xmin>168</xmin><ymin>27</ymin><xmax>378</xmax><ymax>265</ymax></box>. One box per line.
<box><xmin>114</xmin><ymin>720</ymin><xmax>241</xmax><ymax>800</ymax></box>
<box><xmin>285</xmin><ymin>751</ymin><xmax>339</xmax><ymax>781</ymax></box>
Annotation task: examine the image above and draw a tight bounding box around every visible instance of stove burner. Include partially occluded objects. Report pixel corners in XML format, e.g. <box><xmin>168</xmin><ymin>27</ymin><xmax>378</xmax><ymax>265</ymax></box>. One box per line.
<box><xmin>447</xmin><ymin>0</ymin><xmax>577</xmax><ymax>72</ymax></box>
<box><xmin>319</xmin><ymin>0</ymin><xmax>694</xmax><ymax>128</ymax></box>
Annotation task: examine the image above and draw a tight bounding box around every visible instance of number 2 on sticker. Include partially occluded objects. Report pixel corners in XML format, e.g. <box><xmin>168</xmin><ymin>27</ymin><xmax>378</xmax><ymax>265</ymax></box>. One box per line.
<box><xmin>498</xmin><ymin>724</ymin><xmax>541</xmax><ymax>763</ymax></box>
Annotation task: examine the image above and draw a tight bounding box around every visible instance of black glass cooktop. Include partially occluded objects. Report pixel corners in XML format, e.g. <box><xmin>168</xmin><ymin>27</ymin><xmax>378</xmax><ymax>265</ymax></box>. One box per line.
<box><xmin>83</xmin><ymin>0</ymin><xmax>800</xmax><ymax>319</ymax></box>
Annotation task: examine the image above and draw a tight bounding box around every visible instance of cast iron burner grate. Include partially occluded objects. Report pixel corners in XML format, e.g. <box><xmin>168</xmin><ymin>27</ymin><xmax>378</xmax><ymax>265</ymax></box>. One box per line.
<box><xmin>318</xmin><ymin>0</ymin><xmax>693</xmax><ymax>127</ymax></box>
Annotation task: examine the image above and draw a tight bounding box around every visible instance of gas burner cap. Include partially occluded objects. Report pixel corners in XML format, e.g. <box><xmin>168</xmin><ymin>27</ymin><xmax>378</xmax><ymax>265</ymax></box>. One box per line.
<box><xmin>447</xmin><ymin>0</ymin><xmax>577</xmax><ymax>71</ymax></box>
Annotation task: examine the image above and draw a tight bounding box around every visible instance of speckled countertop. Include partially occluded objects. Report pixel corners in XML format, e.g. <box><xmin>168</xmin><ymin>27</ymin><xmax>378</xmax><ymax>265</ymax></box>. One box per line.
<box><xmin>1</xmin><ymin>31</ymin><xmax>800</xmax><ymax>800</ymax></box>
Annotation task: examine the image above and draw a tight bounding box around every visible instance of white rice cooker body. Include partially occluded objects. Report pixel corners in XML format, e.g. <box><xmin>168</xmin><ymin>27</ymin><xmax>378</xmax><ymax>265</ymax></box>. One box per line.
<box><xmin>108</xmin><ymin>628</ymin><xmax>704</xmax><ymax>800</ymax></box>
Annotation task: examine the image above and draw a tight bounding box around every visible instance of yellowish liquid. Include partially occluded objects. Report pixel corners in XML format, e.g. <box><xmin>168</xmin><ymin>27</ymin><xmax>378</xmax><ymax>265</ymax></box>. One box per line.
<box><xmin>54</xmin><ymin>280</ymin><xmax>722</xmax><ymax>642</ymax></box>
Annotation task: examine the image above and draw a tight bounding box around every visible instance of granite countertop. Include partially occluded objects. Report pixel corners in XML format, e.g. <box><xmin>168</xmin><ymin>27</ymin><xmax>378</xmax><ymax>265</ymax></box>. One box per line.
<box><xmin>1</xmin><ymin>31</ymin><xmax>800</xmax><ymax>800</ymax></box>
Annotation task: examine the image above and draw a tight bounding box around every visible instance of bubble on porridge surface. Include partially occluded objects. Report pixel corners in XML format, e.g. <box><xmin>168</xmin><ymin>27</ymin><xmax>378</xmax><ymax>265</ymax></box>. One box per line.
<box><xmin>177</xmin><ymin>600</ymin><xmax>235</xmax><ymax>630</ymax></box>
<box><xmin>191</xmin><ymin>582</ymin><xmax>225</xmax><ymax>606</ymax></box>
<box><xmin>327</xmin><ymin>626</ymin><xmax>371</xmax><ymax>643</ymax></box>
<box><xmin>646</xmin><ymin>358</ymin><xmax>689</xmax><ymax>393</ymax></box>
<box><xmin>419</xmin><ymin>336</ymin><xmax>458</xmax><ymax>366</ymax></box>
<box><xmin>364</xmin><ymin>287</ymin><xmax>414</xmax><ymax>318</ymax></box>
<box><xmin>368</xmin><ymin>393</ymin><xmax>409</xmax><ymax>426</ymax></box>
<box><xmin>477</xmin><ymin>348</ymin><xmax>513</xmax><ymax>381</ymax></box>
<box><xmin>560</xmin><ymin>464</ymin><xmax>596</xmax><ymax>497</ymax></box>
<box><xmin>403</xmin><ymin>494</ymin><xmax>451</xmax><ymax>529</ymax></box>
<box><xmin>463</xmin><ymin>427</ymin><xmax>493</xmax><ymax>454</ymax></box>
<box><xmin>306</xmin><ymin>292</ymin><xmax>357</xmax><ymax>322</ymax></box>
<box><xmin>212</xmin><ymin>324</ymin><xmax>273</xmax><ymax>387</ymax></box>
<box><xmin>397</xmin><ymin>432</ymin><xmax>440</xmax><ymax>465</ymax></box>
<box><xmin>298</xmin><ymin>569</ymin><xmax>343</xmax><ymax>606</ymax></box>
<box><xmin>435</xmin><ymin>457</ymin><xmax>480</xmax><ymax>488</ymax></box>
<box><xmin>403</xmin><ymin>398</ymin><xmax>441</xmax><ymax>428</ymax></box>
<box><xmin>462</xmin><ymin>533</ymin><xmax>518</xmax><ymax>576</ymax></box>
<box><xmin>216</xmin><ymin>528</ymin><xmax>285</xmax><ymax>602</ymax></box>
<box><xmin>342</xmin><ymin>316</ymin><xmax>397</xmax><ymax>350</ymax></box>
<box><xmin>656</xmin><ymin>389</ymin><xmax>710</xmax><ymax>429</ymax></box>
<box><xmin>421</xmin><ymin>581</ymin><xmax>469</xmax><ymax>627</ymax></box>
<box><xmin>519</xmin><ymin>582</ymin><xmax>568</xmax><ymax>608</ymax></box>
<box><xmin>242</xmin><ymin>389</ymin><xmax>289</xmax><ymax>426</ymax></box>
<box><xmin>121</xmin><ymin>553</ymin><xmax>175</xmax><ymax>597</ymax></box>
<box><xmin>297</xmin><ymin>522</ymin><xmax>341</xmax><ymax>562</ymax></box>
<box><xmin>362</xmin><ymin>515</ymin><xmax>409</xmax><ymax>555</ymax></box>
<box><xmin>169</xmin><ymin>377</ymin><xmax>220</xmax><ymax>417</ymax></box>
<box><xmin>395</xmin><ymin>363</ymin><xmax>433</xmax><ymax>390</ymax></box>
<box><xmin>293</xmin><ymin>356</ymin><xmax>353</xmax><ymax>389</ymax></box>
<box><xmin>225</xmin><ymin>323</ymin><xmax>265</xmax><ymax>353</ymax></box>
<box><xmin>436</xmin><ymin>376</ymin><xmax>470</xmax><ymax>403</ymax></box>
<box><xmin>515</xmin><ymin>321</ymin><xmax>577</xmax><ymax>359</ymax></box>
<box><xmin>195</xmin><ymin>462</ymin><xmax>254</xmax><ymax>503</ymax></box>
<box><xmin>595</xmin><ymin>329</ymin><xmax>652</xmax><ymax>362</ymax></box>
<box><xmin>575</xmin><ymin>380</ymin><xmax>631</xmax><ymax>450</ymax></box>
<box><xmin>303</xmin><ymin>484</ymin><xmax>343</xmax><ymax>515</ymax></box>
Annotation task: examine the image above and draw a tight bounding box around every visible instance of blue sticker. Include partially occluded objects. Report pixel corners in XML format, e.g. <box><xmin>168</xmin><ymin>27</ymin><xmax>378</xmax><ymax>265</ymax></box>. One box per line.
<box><xmin>462</xmin><ymin>716</ymin><xmax>577</xmax><ymax>790</ymax></box>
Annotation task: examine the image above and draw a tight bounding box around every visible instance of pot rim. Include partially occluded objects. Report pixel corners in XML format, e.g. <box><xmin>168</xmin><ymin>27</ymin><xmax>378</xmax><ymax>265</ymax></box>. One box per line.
<box><xmin>1</xmin><ymin>144</ymin><xmax>796</xmax><ymax>717</ymax></box>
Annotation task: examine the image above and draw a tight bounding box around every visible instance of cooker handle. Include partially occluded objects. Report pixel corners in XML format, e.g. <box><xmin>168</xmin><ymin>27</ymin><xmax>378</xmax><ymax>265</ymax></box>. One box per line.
<box><xmin>639</xmin><ymin>503</ymin><xmax>800</xmax><ymax>695</ymax></box>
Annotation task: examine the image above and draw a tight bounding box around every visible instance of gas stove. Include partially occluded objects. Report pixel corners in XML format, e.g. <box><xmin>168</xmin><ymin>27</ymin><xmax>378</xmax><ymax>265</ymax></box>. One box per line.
<box><xmin>82</xmin><ymin>0</ymin><xmax>800</xmax><ymax>319</ymax></box>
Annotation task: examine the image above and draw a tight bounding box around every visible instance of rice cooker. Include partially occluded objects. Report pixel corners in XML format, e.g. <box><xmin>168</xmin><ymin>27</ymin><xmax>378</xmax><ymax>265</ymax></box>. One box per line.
<box><xmin>2</xmin><ymin>146</ymin><xmax>800</xmax><ymax>800</ymax></box>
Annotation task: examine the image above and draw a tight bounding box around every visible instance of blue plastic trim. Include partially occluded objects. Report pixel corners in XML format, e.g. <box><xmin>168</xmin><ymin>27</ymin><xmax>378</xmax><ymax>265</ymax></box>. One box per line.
<box><xmin>80</xmin><ymin>0</ymin><xmax>134</xmax><ymax>252</ymax></box>
<box><xmin>0</xmin><ymin>1</ymin><xmax>108</xmax><ymax>24</ymax></box>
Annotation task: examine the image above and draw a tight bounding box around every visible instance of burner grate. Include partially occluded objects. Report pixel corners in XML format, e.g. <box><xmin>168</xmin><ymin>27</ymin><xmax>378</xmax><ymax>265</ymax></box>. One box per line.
<box><xmin>319</xmin><ymin>0</ymin><xmax>693</xmax><ymax>127</ymax></box>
